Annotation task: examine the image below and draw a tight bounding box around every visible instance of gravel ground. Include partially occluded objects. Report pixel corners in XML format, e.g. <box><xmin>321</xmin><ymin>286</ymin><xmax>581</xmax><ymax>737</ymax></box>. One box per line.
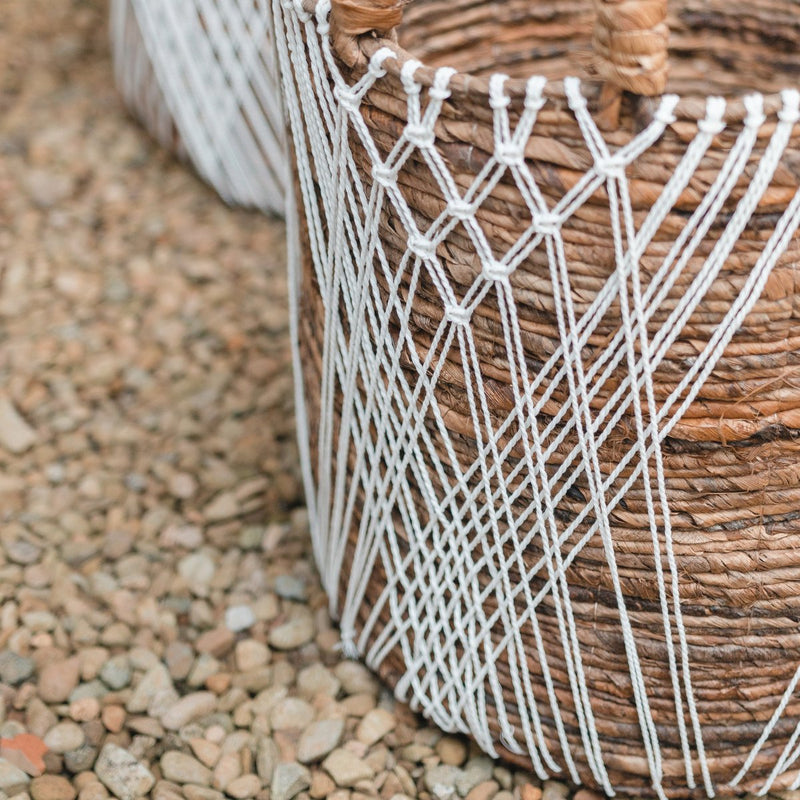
<box><xmin>0</xmin><ymin>3</ymin><xmax>566</xmax><ymax>800</ymax></box>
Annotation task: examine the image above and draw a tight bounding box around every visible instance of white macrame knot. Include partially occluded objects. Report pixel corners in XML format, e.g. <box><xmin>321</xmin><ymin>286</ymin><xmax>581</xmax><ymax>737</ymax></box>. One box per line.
<box><xmin>595</xmin><ymin>154</ymin><xmax>626</xmax><ymax>181</ymax></box>
<box><xmin>653</xmin><ymin>95</ymin><xmax>679</xmax><ymax>125</ymax></box>
<box><xmin>407</xmin><ymin>233</ymin><xmax>436</xmax><ymax>259</ymax></box>
<box><xmin>524</xmin><ymin>76</ymin><xmax>547</xmax><ymax>111</ymax></box>
<box><xmin>405</xmin><ymin>122</ymin><xmax>435</xmax><ymax>148</ymax></box>
<box><xmin>367</xmin><ymin>48</ymin><xmax>394</xmax><ymax>78</ymax></box>
<box><xmin>743</xmin><ymin>94</ymin><xmax>766</xmax><ymax>130</ymax></box>
<box><xmin>482</xmin><ymin>259</ymin><xmax>513</xmax><ymax>281</ymax></box>
<box><xmin>779</xmin><ymin>89</ymin><xmax>800</xmax><ymax>124</ymax></box>
<box><xmin>444</xmin><ymin>305</ymin><xmax>471</xmax><ymax>326</ymax></box>
<box><xmin>496</xmin><ymin>141</ymin><xmax>524</xmax><ymax>167</ymax></box>
<box><xmin>532</xmin><ymin>212</ymin><xmax>561</xmax><ymax>237</ymax></box>
<box><xmin>333</xmin><ymin>84</ymin><xmax>360</xmax><ymax>114</ymax></box>
<box><xmin>447</xmin><ymin>198</ymin><xmax>473</xmax><ymax>220</ymax></box>
<box><xmin>371</xmin><ymin>164</ymin><xmax>396</xmax><ymax>188</ymax></box>
<box><xmin>314</xmin><ymin>0</ymin><xmax>331</xmax><ymax>35</ymax></box>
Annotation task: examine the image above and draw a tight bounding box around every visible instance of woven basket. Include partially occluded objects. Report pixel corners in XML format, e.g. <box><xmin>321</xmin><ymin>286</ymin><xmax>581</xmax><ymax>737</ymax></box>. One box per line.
<box><xmin>277</xmin><ymin>0</ymin><xmax>800</xmax><ymax>796</ymax></box>
<box><xmin>110</xmin><ymin>0</ymin><xmax>287</xmax><ymax>213</ymax></box>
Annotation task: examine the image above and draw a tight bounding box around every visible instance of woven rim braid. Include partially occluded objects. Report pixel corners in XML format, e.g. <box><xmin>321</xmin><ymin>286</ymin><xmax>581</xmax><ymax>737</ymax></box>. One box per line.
<box><xmin>276</xmin><ymin>0</ymin><xmax>800</xmax><ymax>796</ymax></box>
<box><xmin>110</xmin><ymin>0</ymin><xmax>287</xmax><ymax>214</ymax></box>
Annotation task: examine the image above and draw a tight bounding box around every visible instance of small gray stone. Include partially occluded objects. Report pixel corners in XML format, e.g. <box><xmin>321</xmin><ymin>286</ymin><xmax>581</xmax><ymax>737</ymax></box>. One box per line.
<box><xmin>424</xmin><ymin>765</ymin><xmax>464</xmax><ymax>800</ymax></box>
<box><xmin>99</xmin><ymin>655</ymin><xmax>132</xmax><ymax>690</ymax></box>
<box><xmin>0</xmin><ymin>758</ymin><xmax>30</xmax><ymax>792</ymax></box>
<box><xmin>68</xmin><ymin>680</ymin><xmax>107</xmax><ymax>703</ymax></box>
<box><xmin>224</xmin><ymin>605</ymin><xmax>255</xmax><ymax>633</ymax></box>
<box><xmin>457</xmin><ymin>758</ymin><xmax>494</xmax><ymax>795</ymax></box>
<box><xmin>0</xmin><ymin>652</ymin><xmax>35</xmax><ymax>685</ymax></box>
<box><xmin>63</xmin><ymin>744</ymin><xmax>97</xmax><ymax>773</ymax></box>
<box><xmin>5</xmin><ymin>540</ymin><xmax>41</xmax><ymax>566</ymax></box>
<box><xmin>271</xmin><ymin>762</ymin><xmax>310</xmax><ymax>800</ymax></box>
<box><xmin>268</xmin><ymin>614</ymin><xmax>314</xmax><ymax>651</ymax></box>
<box><xmin>274</xmin><ymin>575</ymin><xmax>306</xmax><ymax>601</ymax></box>
<box><xmin>94</xmin><ymin>743</ymin><xmax>155</xmax><ymax>800</ymax></box>
<box><xmin>127</xmin><ymin>665</ymin><xmax>174</xmax><ymax>713</ymax></box>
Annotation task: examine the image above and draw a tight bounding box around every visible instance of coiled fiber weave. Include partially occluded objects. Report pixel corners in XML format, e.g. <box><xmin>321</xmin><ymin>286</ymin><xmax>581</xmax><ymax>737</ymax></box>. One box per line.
<box><xmin>279</xmin><ymin>0</ymin><xmax>800</xmax><ymax>795</ymax></box>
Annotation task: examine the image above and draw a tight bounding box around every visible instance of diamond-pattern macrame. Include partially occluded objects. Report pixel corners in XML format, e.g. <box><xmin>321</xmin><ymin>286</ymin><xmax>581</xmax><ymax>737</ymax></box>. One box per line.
<box><xmin>111</xmin><ymin>0</ymin><xmax>286</xmax><ymax>213</ymax></box>
<box><xmin>273</xmin><ymin>1</ymin><xmax>800</xmax><ymax>797</ymax></box>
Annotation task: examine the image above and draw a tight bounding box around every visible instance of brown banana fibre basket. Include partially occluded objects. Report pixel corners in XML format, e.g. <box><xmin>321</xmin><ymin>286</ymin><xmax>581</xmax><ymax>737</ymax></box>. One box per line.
<box><xmin>276</xmin><ymin>0</ymin><xmax>800</xmax><ymax>796</ymax></box>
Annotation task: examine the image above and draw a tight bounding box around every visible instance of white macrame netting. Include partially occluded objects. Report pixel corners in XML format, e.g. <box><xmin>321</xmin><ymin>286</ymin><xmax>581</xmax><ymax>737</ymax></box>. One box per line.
<box><xmin>275</xmin><ymin>0</ymin><xmax>800</xmax><ymax>796</ymax></box>
<box><xmin>110</xmin><ymin>0</ymin><xmax>286</xmax><ymax>214</ymax></box>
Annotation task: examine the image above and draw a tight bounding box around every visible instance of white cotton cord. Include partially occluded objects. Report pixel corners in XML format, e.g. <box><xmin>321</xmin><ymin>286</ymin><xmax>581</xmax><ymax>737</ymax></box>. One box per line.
<box><xmin>733</xmin><ymin>663</ymin><xmax>800</xmax><ymax>787</ymax></box>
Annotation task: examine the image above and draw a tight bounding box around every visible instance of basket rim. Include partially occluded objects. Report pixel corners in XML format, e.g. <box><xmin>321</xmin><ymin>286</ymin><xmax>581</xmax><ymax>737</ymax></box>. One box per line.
<box><xmin>315</xmin><ymin>0</ymin><xmax>793</xmax><ymax>126</ymax></box>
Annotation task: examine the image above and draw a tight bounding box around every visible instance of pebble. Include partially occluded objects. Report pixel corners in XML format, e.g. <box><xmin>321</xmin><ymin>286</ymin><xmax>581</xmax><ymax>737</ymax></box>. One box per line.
<box><xmin>296</xmin><ymin>664</ymin><xmax>340</xmax><ymax>699</ymax></box>
<box><xmin>269</xmin><ymin>615</ymin><xmax>315</xmax><ymax>650</ymax></box>
<box><xmin>437</xmin><ymin>736</ymin><xmax>468</xmax><ymax>766</ymax></box>
<box><xmin>334</xmin><ymin>662</ymin><xmax>379</xmax><ymax>696</ymax></box>
<box><xmin>190</xmin><ymin>739</ymin><xmax>220</xmax><ymax>769</ymax></box>
<box><xmin>100</xmin><ymin>706</ymin><xmax>125</xmax><ymax>733</ymax></box>
<box><xmin>160</xmin><ymin>752</ymin><xmax>212</xmax><ymax>785</ymax></box>
<box><xmin>94</xmin><ymin>744</ymin><xmax>155</xmax><ymax>800</ymax></box>
<box><xmin>211</xmin><ymin>752</ymin><xmax>241</xmax><ymax>790</ymax></box>
<box><xmin>6</xmin><ymin>540</ymin><xmax>42</xmax><ymax>566</ymax></box>
<box><xmin>0</xmin><ymin>652</ymin><xmax>35</xmax><ymax>686</ymax></box>
<box><xmin>160</xmin><ymin>692</ymin><xmax>217</xmax><ymax>730</ymax></box>
<box><xmin>224</xmin><ymin>605</ymin><xmax>255</xmax><ymax>633</ymax></box>
<box><xmin>542</xmin><ymin>781</ymin><xmax>570</xmax><ymax>800</ymax></box>
<box><xmin>0</xmin><ymin>397</ymin><xmax>37</xmax><ymax>454</ymax></box>
<box><xmin>63</xmin><ymin>745</ymin><xmax>97</xmax><ymax>773</ymax></box>
<box><xmin>322</xmin><ymin>749</ymin><xmax>375</xmax><ymax>787</ymax></box>
<box><xmin>297</xmin><ymin>718</ymin><xmax>345</xmax><ymax>764</ymax></box>
<box><xmin>356</xmin><ymin>708</ymin><xmax>396</xmax><ymax>746</ymax></box>
<box><xmin>425</xmin><ymin>766</ymin><xmax>464</xmax><ymax>799</ymax></box>
<box><xmin>466</xmin><ymin>782</ymin><xmax>500</xmax><ymax>800</ymax></box>
<box><xmin>271</xmin><ymin>762</ymin><xmax>310</xmax><ymax>800</ymax></box>
<box><xmin>127</xmin><ymin>665</ymin><xmax>174</xmax><ymax>713</ymax></box>
<box><xmin>30</xmin><ymin>776</ymin><xmax>77</xmax><ymax>800</ymax></box>
<box><xmin>194</xmin><ymin>628</ymin><xmax>235</xmax><ymax>658</ymax></box>
<box><xmin>270</xmin><ymin>697</ymin><xmax>314</xmax><ymax>731</ymax></box>
<box><xmin>0</xmin><ymin>758</ymin><xmax>30</xmax><ymax>792</ymax></box>
<box><xmin>165</xmin><ymin>642</ymin><xmax>195</xmax><ymax>681</ymax></box>
<box><xmin>457</xmin><ymin>758</ymin><xmax>495</xmax><ymax>795</ymax></box>
<box><xmin>274</xmin><ymin>575</ymin><xmax>306</xmax><ymax>601</ymax></box>
<box><xmin>98</xmin><ymin>656</ymin><xmax>131</xmax><ymax>691</ymax></box>
<box><xmin>225</xmin><ymin>774</ymin><xmax>261</xmax><ymax>799</ymax></box>
<box><xmin>233</xmin><ymin>640</ymin><xmax>269</xmax><ymax>673</ymax></box>
<box><xmin>255</xmin><ymin>737</ymin><xmax>277</xmax><ymax>784</ymax></box>
<box><xmin>178</xmin><ymin>553</ymin><xmax>215</xmax><ymax>588</ymax></box>
<box><xmin>69</xmin><ymin>698</ymin><xmax>100</xmax><ymax>722</ymax></box>
<box><xmin>43</xmin><ymin>722</ymin><xmax>85</xmax><ymax>754</ymax></box>
<box><xmin>39</xmin><ymin>658</ymin><xmax>80</xmax><ymax>704</ymax></box>
<box><xmin>521</xmin><ymin>786</ymin><xmax>544</xmax><ymax>800</ymax></box>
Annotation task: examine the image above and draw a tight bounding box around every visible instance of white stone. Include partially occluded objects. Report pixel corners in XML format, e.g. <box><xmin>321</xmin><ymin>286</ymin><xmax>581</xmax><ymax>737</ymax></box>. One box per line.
<box><xmin>95</xmin><ymin>743</ymin><xmax>155</xmax><ymax>800</ymax></box>
<box><xmin>224</xmin><ymin>605</ymin><xmax>255</xmax><ymax>633</ymax></box>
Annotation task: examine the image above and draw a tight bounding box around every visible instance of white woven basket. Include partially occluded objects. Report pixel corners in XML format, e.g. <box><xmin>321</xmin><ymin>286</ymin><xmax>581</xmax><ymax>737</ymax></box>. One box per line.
<box><xmin>110</xmin><ymin>0</ymin><xmax>287</xmax><ymax>214</ymax></box>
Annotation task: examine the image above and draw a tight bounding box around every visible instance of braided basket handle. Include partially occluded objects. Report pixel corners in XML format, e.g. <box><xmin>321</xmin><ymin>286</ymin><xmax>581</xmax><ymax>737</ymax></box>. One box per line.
<box><xmin>330</xmin><ymin>0</ymin><xmax>669</xmax><ymax>101</ymax></box>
